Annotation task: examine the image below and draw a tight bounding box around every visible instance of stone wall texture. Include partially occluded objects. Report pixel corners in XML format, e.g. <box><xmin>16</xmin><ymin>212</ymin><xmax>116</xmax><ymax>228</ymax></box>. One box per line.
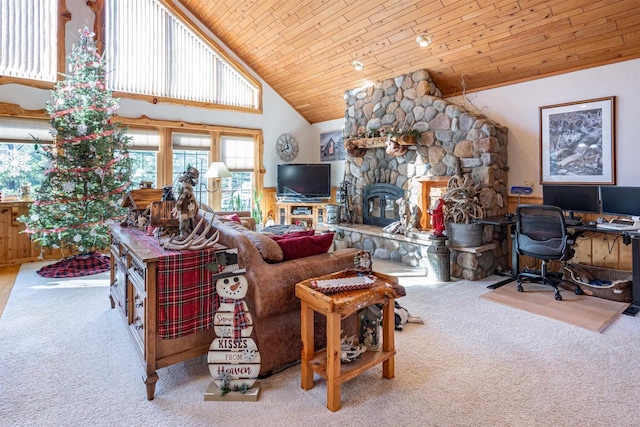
<box><xmin>343</xmin><ymin>69</ymin><xmax>510</xmax><ymax>224</ymax></box>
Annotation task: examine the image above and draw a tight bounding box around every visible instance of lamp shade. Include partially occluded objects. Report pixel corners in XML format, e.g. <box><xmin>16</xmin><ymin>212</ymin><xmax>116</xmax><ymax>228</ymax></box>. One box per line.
<box><xmin>205</xmin><ymin>162</ymin><xmax>232</xmax><ymax>179</ymax></box>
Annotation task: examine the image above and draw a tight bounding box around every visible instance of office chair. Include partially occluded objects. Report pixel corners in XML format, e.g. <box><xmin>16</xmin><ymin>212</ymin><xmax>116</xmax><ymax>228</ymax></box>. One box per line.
<box><xmin>514</xmin><ymin>204</ymin><xmax>575</xmax><ymax>301</ymax></box>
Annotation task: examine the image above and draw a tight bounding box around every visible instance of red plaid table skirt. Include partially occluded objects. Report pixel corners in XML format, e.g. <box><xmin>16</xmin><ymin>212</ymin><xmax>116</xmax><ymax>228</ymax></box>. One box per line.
<box><xmin>126</xmin><ymin>229</ymin><xmax>224</xmax><ymax>339</ymax></box>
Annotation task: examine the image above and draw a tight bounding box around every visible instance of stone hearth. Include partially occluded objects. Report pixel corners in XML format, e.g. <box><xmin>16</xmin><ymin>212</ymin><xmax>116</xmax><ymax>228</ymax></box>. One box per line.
<box><xmin>328</xmin><ymin>223</ymin><xmax>500</xmax><ymax>280</ymax></box>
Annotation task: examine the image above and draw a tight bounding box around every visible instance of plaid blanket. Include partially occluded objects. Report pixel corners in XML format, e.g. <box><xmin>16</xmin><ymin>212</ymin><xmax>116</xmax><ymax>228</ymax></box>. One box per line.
<box><xmin>125</xmin><ymin>229</ymin><xmax>225</xmax><ymax>339</ymax></box>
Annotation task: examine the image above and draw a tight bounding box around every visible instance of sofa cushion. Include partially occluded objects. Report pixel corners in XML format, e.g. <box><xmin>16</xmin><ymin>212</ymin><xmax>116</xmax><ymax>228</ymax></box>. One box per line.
<box><xmin>221</xmin><ymin>213</ymin><xmax>242</xmax><ymax>224</ymax></box>
<box><xmin>244</xmin><ymin>230</ymin><xmax>284</xmax><ymax>262</ymax></box>
<box><xmin>275</xmin><ymin>232</ymin><xmax>334</xmax><ymax>261</ymax></box>
<box><xmin>218</xmin><ymin>219</ymin><xmax>283</xmax><ymax>262</ymax></box>
<box><xmin>269</xmin><ymin>229</ymin><xmax>315</xmax><ymax>241</ymax></box>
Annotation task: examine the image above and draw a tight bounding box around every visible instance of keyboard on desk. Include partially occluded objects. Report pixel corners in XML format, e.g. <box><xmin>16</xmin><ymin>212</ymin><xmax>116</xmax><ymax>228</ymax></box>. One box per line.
<box><xmin>596</xmin><ymin>220</ymin><xmax>640</xmax><ymax>231</ymax></box>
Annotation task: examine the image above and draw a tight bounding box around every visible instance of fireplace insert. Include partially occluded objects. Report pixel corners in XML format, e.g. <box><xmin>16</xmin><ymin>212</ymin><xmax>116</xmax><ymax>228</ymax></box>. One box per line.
<box><xmin>362</xmin><ymin>184</ymin><xmax>404</xmax><ymax>226</ymax></box>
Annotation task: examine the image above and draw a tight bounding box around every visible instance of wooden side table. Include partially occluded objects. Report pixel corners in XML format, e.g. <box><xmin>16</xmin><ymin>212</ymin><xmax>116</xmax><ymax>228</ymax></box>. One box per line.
<box><xmin>295</xmin><ymin>270</ymin><xmax>405</xmax><ymax>411</ymax></box>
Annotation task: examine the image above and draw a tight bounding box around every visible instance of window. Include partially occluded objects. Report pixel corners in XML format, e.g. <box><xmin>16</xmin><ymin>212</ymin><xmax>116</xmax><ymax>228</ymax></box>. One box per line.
<box><xmin>128</xmin><ymin>128</ymin><xmax>160</xmax><ymax>188</ymax></box>
<box><xmin>0</xmin><ymin>117</ymin><xmax>53</xmax><ymax>197</ymax></box>
<box><xmin>171</xmin><ymin>132</ymin><xmax>210</xmax><ymax>207</ymax></box>
<box><xmin>220</xmin><ymin>136</ymin><xmax>255</xmax><ymax>212</ymax></box>
<box><xmin>0</xmin><ymin>0</ymin><xmax>66</xmax><ymax>83</ymax></box>
<box><xmin>100</xmin><ymin>0</ymin><xmax>260</xmax><ymax>111</ymax></box>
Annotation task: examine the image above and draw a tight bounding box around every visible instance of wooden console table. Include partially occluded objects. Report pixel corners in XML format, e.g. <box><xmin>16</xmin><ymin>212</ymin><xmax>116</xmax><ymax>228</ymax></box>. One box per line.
<box><xmin>295</xmin><ymin>270</ymin><xmax>405</xmax><ymax>411</ymax></box>
<box><xmin>108</xmin><ymin>225</ymin><xmax>225</xmax><ymax>399</ymax></box>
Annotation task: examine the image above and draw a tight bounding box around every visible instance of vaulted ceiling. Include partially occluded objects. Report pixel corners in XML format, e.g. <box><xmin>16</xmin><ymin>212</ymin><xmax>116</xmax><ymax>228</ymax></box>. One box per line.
<box><xmin>177</xmin><ymin>0</ymin><xmax>640</xmax><ymax>124</ymax></box>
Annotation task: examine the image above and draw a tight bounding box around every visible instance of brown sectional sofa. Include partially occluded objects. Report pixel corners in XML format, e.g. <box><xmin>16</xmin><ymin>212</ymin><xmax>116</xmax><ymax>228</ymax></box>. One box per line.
<box><xmin>208</xmin><ymin>213</ymin><xmax>359</xmax><ymax>376</ymax></box>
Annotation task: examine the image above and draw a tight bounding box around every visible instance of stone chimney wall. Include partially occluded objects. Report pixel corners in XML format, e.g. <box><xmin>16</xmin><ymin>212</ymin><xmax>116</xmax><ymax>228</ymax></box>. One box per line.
<box><xmin>343</xmin><ymin>69</ymin><xmax>510</xmax><ymax>224</ymax></box>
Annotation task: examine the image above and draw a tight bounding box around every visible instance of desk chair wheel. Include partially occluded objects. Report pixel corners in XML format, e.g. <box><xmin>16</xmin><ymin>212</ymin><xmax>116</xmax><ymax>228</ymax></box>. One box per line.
<box><xmin>517</xmin><ymin>283</ymin><xmax>524</xmax><ymax>292</ymax></box>
<box><xmin>573</xmin><ymin>286</ymin><xmax>583</xmax><ymax>295</ymax></box>
<box><xmin>554</xmin><ymin>289</ymin><xmax>562</xmax><ymax>301</ymax></box>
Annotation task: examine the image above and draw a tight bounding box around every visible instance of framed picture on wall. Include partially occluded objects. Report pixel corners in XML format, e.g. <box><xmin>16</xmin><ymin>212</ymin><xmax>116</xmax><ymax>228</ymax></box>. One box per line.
<box><xmin>539</xmin><ymin>96</ymin><xmax>615</xmax><ymax>185</ymax></box>
<box><xmin>320</xmin><ymin>130</ymin><xmax>346</xmax><ymax>161</ymax></box>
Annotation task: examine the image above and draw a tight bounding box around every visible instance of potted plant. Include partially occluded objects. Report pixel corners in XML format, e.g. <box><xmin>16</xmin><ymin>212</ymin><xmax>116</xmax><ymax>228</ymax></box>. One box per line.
<box><xmin>252</xmin><ymin>189</ymin><xmax>263</xmax><ymax>230</ymax></box>
<box><xmin>442</xmin><ymin>174</ymin><xmax>485</xmax><ymax>247</ymax></box>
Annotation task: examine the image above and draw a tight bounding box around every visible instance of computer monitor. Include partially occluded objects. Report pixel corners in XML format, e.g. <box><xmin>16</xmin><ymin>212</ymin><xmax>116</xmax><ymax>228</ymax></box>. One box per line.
<box><xmin>600</xmin><ymin>186</ymin><xmax>640</xmax><ymax>218</ymax></box>
<box><xmin>542</xmin><ymin>185</ymin><xmax>600</xmax><ymax>224</ymax></box>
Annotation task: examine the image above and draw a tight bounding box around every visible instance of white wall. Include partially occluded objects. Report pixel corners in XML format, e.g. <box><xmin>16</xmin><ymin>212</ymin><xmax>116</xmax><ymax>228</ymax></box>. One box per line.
<box><xmin>447</xmin><ymin>59</ymin><xmax>640</xmax><ymax>195</ymax></box>
<box><xmin>0</xmin><ymin>0</ymin><xmax>315</xmax><ymax>188</ymax></box>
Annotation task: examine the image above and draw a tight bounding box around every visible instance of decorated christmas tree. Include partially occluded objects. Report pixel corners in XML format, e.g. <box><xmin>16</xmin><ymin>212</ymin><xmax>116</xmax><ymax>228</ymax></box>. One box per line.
<box><xmin>19</xmin><ymin>27</ymin><xmax>132</xmax><ymax>275</ymax></box>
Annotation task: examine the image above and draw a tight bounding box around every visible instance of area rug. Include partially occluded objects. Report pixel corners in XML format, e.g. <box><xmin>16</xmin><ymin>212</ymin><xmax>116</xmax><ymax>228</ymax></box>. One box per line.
<box><xmin>480</xmin><ymin>281</ymin><xmax>629</xmax><ymax>332</ymax></box>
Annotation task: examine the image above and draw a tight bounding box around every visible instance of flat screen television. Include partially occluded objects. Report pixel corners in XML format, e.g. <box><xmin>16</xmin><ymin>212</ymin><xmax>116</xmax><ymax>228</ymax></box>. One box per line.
<box><xmin>542</xmin><ymin>185</ymin><xmax>600</xmax><ymax>224</ymax></box>
<box><xmin>600</xmin><ymin>186</ymin><xmax>640</xmax><ymax>218</ymax></box>
<box><xmin>276</xmin><ymin>163</ymin><xmax>331</xmax><ymax>201</ymax></box>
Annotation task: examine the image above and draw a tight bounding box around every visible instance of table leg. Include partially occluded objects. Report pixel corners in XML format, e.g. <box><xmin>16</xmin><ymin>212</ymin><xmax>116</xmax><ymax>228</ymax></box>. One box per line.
<box><xmin>300</xmin><ymin>301</ymin><xmax>315</xmax><ymax>390</ymax></box>
<box><xmin>382</xmin><ymin>298</ymin><xmax>395</xmax><ymax>379</ymax></box>
<box><xmin>326</xmin><ymin>311</ymin><xmax>341</xmax><ymax>411</ymax></box>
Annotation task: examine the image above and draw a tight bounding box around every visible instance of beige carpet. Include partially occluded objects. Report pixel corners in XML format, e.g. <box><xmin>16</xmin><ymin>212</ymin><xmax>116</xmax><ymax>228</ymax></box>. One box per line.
<box><xmin>2</xmin><ymin>261</ymin><xmax>640</xmax><ymax>426</ymax></box>
<box><xmin>480</xmin><ymin>280</ymin><xmax>630</xmax><ymax>332</ymax></box>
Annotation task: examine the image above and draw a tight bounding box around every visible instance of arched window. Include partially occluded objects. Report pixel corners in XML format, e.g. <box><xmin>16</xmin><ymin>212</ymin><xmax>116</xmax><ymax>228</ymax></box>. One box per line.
<box><xmin>93</xmin><ymin>0</ymin><xmax>261</xmax><ymax>112</ymax></box>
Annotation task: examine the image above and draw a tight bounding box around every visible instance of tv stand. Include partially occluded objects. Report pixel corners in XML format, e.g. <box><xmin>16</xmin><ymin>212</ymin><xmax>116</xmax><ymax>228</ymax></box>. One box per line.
<box><xmin>276</xmin><ymin>201</ymin><xmax>327</xmax><ymax>229</ymax></box>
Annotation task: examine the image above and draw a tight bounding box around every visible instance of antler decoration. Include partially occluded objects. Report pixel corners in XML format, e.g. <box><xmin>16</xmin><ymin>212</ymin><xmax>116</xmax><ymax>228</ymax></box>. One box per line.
<box><xmin>443</xmin><ymin>174</ymin><xmax>484</xmax><ymax>224</ymax></box>
<box><xmin>160</xmin><ymin>212</ymin><xmax>220</xmax><ymax>251</ymax></box>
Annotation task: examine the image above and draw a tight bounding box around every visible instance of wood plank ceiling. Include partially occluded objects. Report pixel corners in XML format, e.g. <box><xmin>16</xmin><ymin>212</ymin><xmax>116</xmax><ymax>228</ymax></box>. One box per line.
<box><xmin>177</xmin><ymin>0</ymin><xmax>640</xmax><ymax>124</ymax></box>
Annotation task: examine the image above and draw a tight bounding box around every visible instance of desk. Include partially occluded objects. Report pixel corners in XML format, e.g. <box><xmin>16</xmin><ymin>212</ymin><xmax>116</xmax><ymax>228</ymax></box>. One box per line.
<box><xmin>476</xmin><ymin>215</ymin><xmax>517</xmax><ymax>286</ymax></box>
<box><xmin>569</xmin><ymin>224</ymin><xmax>640</xmax><ymax>315</ymax></box>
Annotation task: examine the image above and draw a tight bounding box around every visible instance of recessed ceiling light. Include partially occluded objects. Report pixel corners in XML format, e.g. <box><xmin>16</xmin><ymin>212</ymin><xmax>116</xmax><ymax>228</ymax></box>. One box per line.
<box><xmin>416</xmin><ymin>35</ymin><xmax>432</xmax><ymax>48</ymax></box>
<box><xmin>352</xmin><ymin>60</ymin><xmax>364</xmax><ymax>71</ymax></box>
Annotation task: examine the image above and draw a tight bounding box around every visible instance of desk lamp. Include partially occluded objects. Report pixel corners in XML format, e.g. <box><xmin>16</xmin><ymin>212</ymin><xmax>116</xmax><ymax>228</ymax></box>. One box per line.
<box><xmin>510</xmin><ymin>186</ymin><xmax>533</xmax><ymax>206</ymax></box>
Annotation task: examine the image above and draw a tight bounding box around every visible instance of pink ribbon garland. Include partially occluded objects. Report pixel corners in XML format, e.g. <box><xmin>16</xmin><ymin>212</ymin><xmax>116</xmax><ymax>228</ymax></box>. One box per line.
<box><xmin>33</xmin><ymin>182</ymin><xmax>130</xmax><ymax>207</ymax></box>
<box><xmin>44</xmin><ymin>154</ymin><xmax>128</xmax><ymax>175</ymax></box>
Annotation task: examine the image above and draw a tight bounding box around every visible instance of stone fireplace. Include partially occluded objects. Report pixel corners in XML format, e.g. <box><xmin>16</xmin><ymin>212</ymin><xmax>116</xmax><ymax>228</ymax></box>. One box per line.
<box><xmin>337</xmin><ymin>69</ymin><xmax>511</xmax><ymax>279</ymax></box>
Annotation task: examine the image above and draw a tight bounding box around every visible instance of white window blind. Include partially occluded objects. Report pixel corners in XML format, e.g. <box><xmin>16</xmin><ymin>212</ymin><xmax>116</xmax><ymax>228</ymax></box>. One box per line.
<box><xmin>0</xmin><ymin>117</ymin><xmax>53</xmax><ymax>142</ymax></box>
<box><xmin>222</xmin><ymin>136</ymin><xmax>254</xmax><ymax>172</ymax></box>
<box><xmin>0</xmin><ymin>0</ymin><xmax>57</xmax><ymax>82</ymax></box>
<box><xmin>104</xmin><ymin>0</ymin><xmax>259</xmax><ymax>109</ymax></box>
<box><xmin>128</xmin><ymin>128</ymin><xmax>160</xmax><ymax>151</ymax></box>
<box><xmin>172</xmin><ymin>132</ymin><xmax>210</xmax><ymax>150</ymax></box>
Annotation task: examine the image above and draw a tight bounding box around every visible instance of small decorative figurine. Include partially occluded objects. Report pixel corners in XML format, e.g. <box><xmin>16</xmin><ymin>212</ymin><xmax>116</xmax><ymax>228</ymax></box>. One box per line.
<box><xmin>354</xmin><ymin>250</ymin><xmax>372</xmax><ymax>275</ymax></box>
<box><xmin>161</xmin><ymin>185</ymin><xmax>175</xmax><ymax>201</ymax></box>
<box><xmin>172</xmin><ymin>167</ymin><xmax>199</xmax><ymax>239</ymax></box>
<box><xmin>429</xmin><ymin>197</ymin><xmax>445</xmax><ymax>237</ymax></box>
<box><xmin>19</xmin><ymin>182</ymin><xmax>31</xmax><ymax>201</ymax></box>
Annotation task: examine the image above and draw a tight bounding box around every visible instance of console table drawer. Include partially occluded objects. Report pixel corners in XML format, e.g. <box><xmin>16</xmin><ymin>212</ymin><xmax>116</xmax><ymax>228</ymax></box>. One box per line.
<box><xmin>128</xmin><ymin>257</ymin><xmax>146</xmax><ymax>290</ymax></box>
<box><xmin>131</xmin><ymin>283</ymin><xmax>147</xmax><ymax>352</ymax></box>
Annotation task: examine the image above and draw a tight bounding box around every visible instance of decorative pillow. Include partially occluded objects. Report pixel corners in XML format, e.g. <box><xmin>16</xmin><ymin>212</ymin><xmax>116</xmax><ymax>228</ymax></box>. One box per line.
<box><xmin>275</xmin><ymin>232</ymin><xmax>334</xmax><ymax>261</ymax></box>
<box><xmin>269</xmin><ymin>229</ymin><xmax>315</xmax><ymax>241</ymax></box>
<box><xmin>221</xmin><ymin>213</ymin><xmax>242</xmax><ymax>224</ymax></box>
<box><xmin>243</xmin><ymin>230</ymin><xmax>284</xmax><ymax>263</ymax></box>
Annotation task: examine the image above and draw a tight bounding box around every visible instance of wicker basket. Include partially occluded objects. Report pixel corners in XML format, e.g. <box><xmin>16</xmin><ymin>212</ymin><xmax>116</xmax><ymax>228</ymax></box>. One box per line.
<box><xmin>561</xmin><ymin>264</ymin><xmax>632</xmax><ymax>303</ymax></box>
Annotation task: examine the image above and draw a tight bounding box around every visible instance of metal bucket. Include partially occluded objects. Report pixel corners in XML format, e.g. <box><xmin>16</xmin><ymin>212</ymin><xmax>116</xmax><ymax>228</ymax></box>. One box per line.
<box><xmin>326</xmin><ymin>204</ymin><xmax>341</xmax><ymax>224</ymax></box>
<box><xmin>446</xmin><ymin>222</ymin><xmax>483</xmax><ymax>247</ymax></box>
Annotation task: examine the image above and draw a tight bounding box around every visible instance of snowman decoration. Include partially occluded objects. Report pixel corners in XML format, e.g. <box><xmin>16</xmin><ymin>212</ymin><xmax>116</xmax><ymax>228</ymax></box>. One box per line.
<box><xmin>208</xmin><ymin>272</ymin><xmax>261</xmax><ymax>393</ymax></box>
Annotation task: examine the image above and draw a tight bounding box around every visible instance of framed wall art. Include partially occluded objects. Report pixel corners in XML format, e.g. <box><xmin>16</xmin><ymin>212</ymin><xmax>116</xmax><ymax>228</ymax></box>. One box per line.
<box><xmin>320</xmin><ymin>130</ymin><xmax>346</xmax><ymax>162</ymax></box>
<box><xmin>539</xmin><ymin>96</ymin><xmax>615</xmax><ymax>185</ymax></box>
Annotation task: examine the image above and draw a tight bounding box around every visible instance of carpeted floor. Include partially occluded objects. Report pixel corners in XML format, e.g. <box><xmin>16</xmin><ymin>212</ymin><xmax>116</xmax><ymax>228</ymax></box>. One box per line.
<box><xmin>1</xmin><ymin>261</ymin><xmax>639</xmax><ymax>426</ymax></box>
